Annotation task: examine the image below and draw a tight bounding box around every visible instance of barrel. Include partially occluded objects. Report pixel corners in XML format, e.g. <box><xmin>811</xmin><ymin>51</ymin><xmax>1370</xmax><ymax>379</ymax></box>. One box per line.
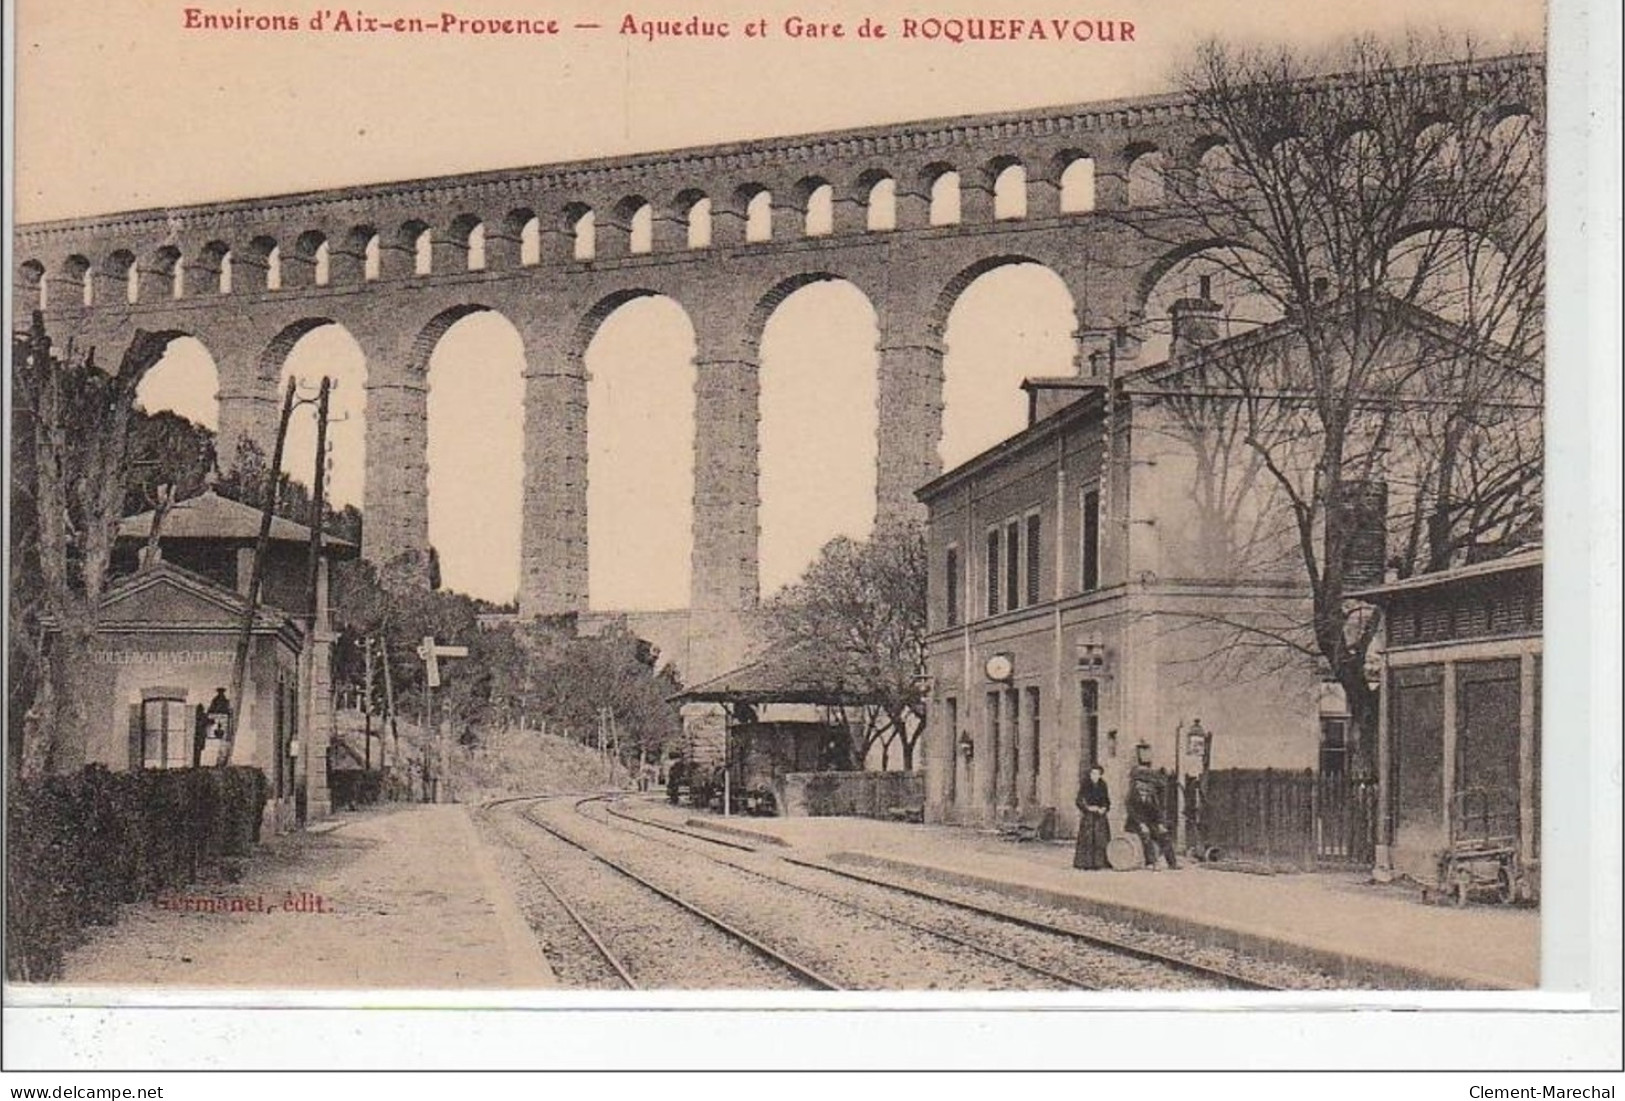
<box><xmin>1107</xmin><ymin>836</ymin><xmax>1144</xmax><ymax>871</ymax></box>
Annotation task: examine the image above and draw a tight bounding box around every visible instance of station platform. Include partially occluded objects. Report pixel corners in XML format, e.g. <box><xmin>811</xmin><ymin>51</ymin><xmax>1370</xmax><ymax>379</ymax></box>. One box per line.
<box><xmin>633</xmin><ymin>797</ymin><xmax>1539</xmax><ymax>990</ymax></box>
<box><xmin>55</xmin><ymin>803</ymin><xmax>555</xmax><ymax>989</ymax></box>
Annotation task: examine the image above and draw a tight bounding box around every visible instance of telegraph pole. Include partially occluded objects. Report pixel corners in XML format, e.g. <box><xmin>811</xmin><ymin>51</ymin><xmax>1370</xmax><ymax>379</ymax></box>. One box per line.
<box><xmin>380</xmin><ymin>630</ymin><xmax>399</xmax><ymax>778</ymax></box>
<box><xmin>223</xmin><ymin>375</ymin><xmax>299</xmax><ymax>768</ymax></box>
<box><xmin>304</xmin><ymin>377</ymin><xmax>332</xmax><ymax>627</ymax></box>
<box><xmin>363</xmin><ymin>637</ymin><xmax>375</xmax><ymax>771</ymax></box>
<box><xmin>301</xmin><ymin>377</ymin><xmax>332</xmax><ymax>821</ymax></box>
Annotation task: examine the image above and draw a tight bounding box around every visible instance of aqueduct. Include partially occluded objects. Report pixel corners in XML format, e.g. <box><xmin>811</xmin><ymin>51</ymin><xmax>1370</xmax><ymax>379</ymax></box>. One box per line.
<box><xmin>12</xmin><ymin>55</ymin><xmax>1540</xmax><ymax>678</ymax></box>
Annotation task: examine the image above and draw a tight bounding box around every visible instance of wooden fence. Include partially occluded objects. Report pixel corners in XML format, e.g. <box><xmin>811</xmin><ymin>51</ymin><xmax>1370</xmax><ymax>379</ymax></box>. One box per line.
<box><xmin>1187</xmin><ymin>769</ymin><xmax>1376</xmax><ymax>870</ymax></box>
<box><xmin>1315</xmin><ymin>773</ymin><xmax>1379</xmax><ymax>865</ymax></box>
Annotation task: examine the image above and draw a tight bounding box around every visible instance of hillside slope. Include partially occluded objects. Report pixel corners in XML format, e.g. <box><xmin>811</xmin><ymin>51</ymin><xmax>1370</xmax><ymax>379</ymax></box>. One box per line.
<box><xmin>445</xmin><ymin>725</ymin><xmax>634</xmax><ymax>803</ymax></box>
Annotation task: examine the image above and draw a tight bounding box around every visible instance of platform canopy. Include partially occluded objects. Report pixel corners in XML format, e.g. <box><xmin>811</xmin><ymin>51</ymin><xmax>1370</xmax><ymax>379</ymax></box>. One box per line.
<box><xmin>670</xmin><ymin>642</ymin><xmax>886</xmax><ymax>708</ymax></box>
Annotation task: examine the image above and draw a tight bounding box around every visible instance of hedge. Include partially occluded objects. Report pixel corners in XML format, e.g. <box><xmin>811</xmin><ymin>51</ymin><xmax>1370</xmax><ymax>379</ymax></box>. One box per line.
<box><xmin>5</xmin><ymin>764</ymin><xmax>270</xmax><ymax>982</ymax></box>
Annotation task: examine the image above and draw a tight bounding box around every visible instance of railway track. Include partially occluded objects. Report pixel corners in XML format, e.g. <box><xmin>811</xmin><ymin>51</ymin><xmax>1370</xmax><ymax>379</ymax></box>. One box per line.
<box><xmin>483</xmin><ymin>795</ymin><xmax>839</xmax><ymax>990</ymax></box>
<box><xmin>496</xmin><ymin>794</ymin><xmax>1093</xmax><ymax>990</ymax></box>
<box><xmin>575</xmin><ymin>797</ymin><xmax>1096</xmax><ymax>990</ymax></box>
<box><xmin>588</xmin><ymin>795</ymin><xmax>1297</xmax><ymax>992</ymax></box>
<box><xmin>516</xmin><ymin>799</ymin><xmax>844</xmax><ymax>990</ymax></box>
<box><xmin>478</xmin><ymin>796</ymin><xmax>641</xmax><ymax>988</ymax></box>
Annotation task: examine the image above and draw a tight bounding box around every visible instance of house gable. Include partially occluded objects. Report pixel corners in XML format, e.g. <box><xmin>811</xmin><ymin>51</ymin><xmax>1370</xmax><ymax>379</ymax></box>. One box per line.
<box><xmin>92</xmin><ymin>565</ymin><xmax>300</xmax><ymax>647</ymax></box>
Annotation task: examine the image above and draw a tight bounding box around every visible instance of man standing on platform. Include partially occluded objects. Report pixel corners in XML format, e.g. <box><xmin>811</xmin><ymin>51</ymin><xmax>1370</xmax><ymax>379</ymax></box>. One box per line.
<box><xmin>1125</xmin><ymin>744</ymin><xmax>1178</xmax><ymax>870</ymax></box>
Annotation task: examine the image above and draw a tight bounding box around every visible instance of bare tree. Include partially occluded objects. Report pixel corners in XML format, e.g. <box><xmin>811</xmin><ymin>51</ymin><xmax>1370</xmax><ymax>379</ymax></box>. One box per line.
<box><xmin>11</xmin><ymin>316</ymin><xmax>176</xmax><ymax>775</ymax></box>
<box><xmin>818</xmin><ymin>702</ymin><xmax>892</xmax><ymax>771</ymax></box>
<box><xmin>766</xmin><ymin>523</ymin><xmax>929</xmax><ymax>770</ymax></box>
<box><xmin>1117</xmin><ymin>37</ymin><xmax>1544</xmax><ymax>760</ymax></box>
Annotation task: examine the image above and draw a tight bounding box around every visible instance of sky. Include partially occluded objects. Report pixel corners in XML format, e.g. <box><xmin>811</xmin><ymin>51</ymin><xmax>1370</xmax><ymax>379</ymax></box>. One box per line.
<box><xmin>14</xmin><ymin>0</ymin><xmax>1544</xmax><ymax>605</ymax></box>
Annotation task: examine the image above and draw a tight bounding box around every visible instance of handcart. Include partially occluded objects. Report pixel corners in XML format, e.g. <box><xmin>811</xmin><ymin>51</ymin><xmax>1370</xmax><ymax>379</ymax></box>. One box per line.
<box><xmin>1427</xmin><ymin>787</ymin><xmax>1532</xmax><ymax>906</ymax></box>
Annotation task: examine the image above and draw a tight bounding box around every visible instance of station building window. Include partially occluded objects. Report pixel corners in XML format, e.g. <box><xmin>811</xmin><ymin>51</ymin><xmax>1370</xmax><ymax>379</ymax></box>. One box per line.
<box><xmin>1005</xmin><ymin>520</ymin><xmax>1021</xmax><ymax>612</ymax></box>
<box><xmin>1319</xmin><ymin>717</ymin><xmax>1349</xmax><ymax>779</ymax></box>
<box><xmin>985</xmin><ymin>528</ymin><xmax>1002</xmax><ymax>617</ymax></box>
<box><xmin>945</xmin><ymin>543</ymin><xmax>961</xmax><ymax>627</ymax></box>
<box><xmin>1024</xmin><ymin>685</ymin><xmax>1042</xmax><ymax>804</ymax></box>
<box><xmin>985</xmin><ymin>511</ymin><xmax>1045</xmax><ymax>619</ymax></box>
<box><xmin>140</xmin><ymin>689</ymin><xmax>193</xmax><ymax>770</ymax></box>
<box><xmin>1025</xmin><ymin>513</ymin><xmax>1042</xmax><ymax>605</ymax></box>
<box><xmin>1003</xmin><ymin>686</ymin><xmax>1021</xmax><ymax>809</ymax></box>
<box><xmin>1079</xmin><ymin>679</ymin><xmax>1101</xmax><ymax>771</ymax></box>
<box><xmin>1080</xmin><ymin>486</ymin><xmax>1101</xmax><ymax>592</ymax></box>
<box><xmin>985</xmin><ymin>691</ymin><xmax>1001</xmax><ymax>781</ymax></box>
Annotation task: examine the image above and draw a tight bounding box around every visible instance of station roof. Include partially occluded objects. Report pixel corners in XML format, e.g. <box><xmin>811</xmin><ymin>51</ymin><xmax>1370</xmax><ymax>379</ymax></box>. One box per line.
<box><xmin>916</xmin><ymin>292</ymin><xmax>1536</xmax><ymax>505</ymax></box>
<box><xmin>1347</xmin><ymin>546</ymin><xmax>1542</xmax><ymax>604</ymax></box>
<box><xmin>671</xmin><ymin>642</ymin><xmax>885</xmax><ymax>707</ymax></box>
<box><xmin>118</xmin><ymin>490</ymin><xmax>357</xmax><ymax>555</ymax></box>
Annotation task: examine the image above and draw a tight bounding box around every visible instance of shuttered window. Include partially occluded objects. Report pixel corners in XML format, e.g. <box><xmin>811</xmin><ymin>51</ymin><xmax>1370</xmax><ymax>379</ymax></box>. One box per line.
<box><xmin>141</xmin><ymin>694</ymin><xmax>192</xmax><ymax>769</ymax></box>
<box><xmin>986</xmin><ymin>529</ymin><xmax>1001</xmax><ymax>617</ymax></box>
<box><xmin>1081</xmin><ymin>488</ymin><xmax>1101</xmax><ymax>591</ymax></box>
<box><xmin>1025</xmin><ymin>514</ymin><xmax>1042</xmax><ymax>605</ymax></box>
<box><xmin>1005</xmin><ymin>521</ymin><xmax>1021</xmax><ymax>612</ymax></box>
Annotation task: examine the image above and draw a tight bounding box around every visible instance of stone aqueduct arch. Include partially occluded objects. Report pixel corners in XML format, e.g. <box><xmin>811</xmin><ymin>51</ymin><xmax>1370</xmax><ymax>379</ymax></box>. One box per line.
<box><xmin>12</xmin><ymin>59</ymin><xmax>1541</xmax><ymax>677</ymax></box>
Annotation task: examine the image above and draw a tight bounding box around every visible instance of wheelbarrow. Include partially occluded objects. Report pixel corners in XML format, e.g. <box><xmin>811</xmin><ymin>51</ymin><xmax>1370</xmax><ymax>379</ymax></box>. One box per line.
<box><xmin>1430</xmin><ymin>838</ymin><xmax>1528</xmax><ymax>906</ymax></box>
<box><xmin>1425</xmin><ymin>787</ymin><xmax>1532</xmax><ymax>906</ymax></box>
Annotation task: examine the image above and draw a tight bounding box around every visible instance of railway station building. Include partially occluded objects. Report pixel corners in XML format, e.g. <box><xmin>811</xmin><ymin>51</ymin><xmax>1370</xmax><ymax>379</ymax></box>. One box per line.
<box><xmin>915</xmin><ymin>295</ymin><xmax>1540</xmax><ymax>848</ymax></box>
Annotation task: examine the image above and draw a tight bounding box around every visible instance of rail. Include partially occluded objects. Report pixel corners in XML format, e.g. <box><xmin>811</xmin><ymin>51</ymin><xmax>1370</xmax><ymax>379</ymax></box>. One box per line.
<box><xmin>509</xmin><ymin>796</ymin><xmax>844</xmax><ymax>991</ymax></box>
<box><xmin>590</xmin><ymin>795</ymin><xmax>1285</xmax><ymax>992</ymax></box>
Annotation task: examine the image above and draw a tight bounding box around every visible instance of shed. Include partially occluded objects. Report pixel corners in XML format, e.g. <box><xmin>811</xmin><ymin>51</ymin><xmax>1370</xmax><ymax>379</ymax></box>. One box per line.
<box><xmin>1351</xmin><ymin>548</ymin><xmax>1542</xmax><ymax>885</ymax></box>
<box><xmin>668</xmin><ymin>644</ymin><xmax>898</xmax><ymax>815</ymax></box>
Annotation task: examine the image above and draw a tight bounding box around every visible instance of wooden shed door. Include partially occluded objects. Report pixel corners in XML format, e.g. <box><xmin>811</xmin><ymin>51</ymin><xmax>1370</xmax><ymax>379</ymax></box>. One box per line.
<box><xmin>1455</xmin><ymin>659</ymin><xmax>1522</xmax><ymax>832</ymax></box>
<box><xmin>1391</xmin><ymin>666</ymin><xmax>1445</xmax><ymax>846</ymax></box>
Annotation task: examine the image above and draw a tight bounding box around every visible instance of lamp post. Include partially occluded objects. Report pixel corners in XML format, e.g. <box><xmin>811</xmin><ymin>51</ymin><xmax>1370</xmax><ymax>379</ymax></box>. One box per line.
<box><xmin>1185</xmin><ymin>718</ymin><xmax>1212</xmax><ymax>772</ymax></box>
<box><xmin>721</xmin><ymin>707</ymin><xmax>732</xmax><ymax>819</ymax></box>
<box><xmin>1178</xmin><ymin>718</ymin><xmax>1213</xmax><ymax>854</ymax></box>
<box><xmin>206</xmin><ymin>688</ymin><xmax>233</xmax><ymax>738</ymax></box>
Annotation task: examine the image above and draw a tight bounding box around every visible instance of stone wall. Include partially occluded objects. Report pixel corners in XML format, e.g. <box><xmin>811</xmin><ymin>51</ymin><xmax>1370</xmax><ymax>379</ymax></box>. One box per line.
<box><xmin>780</xmin><ymin>770</ymin><xmax>925</xmax><ymax>819</ymax></box>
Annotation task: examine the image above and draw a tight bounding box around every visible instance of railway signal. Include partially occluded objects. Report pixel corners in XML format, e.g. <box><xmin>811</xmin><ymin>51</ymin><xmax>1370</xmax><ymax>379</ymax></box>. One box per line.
<box><xmin>416</xmin><ymin>636</ymin><xmax>469</xmax><ymax>688</ymax></box>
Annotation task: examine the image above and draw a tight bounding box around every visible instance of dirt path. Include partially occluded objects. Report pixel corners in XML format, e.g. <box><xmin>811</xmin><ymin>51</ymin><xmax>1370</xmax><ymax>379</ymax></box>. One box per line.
<box><xmin>51</xmin><ymin>803</ymin><xmax>554</xmax><ymax>989</ymax></box>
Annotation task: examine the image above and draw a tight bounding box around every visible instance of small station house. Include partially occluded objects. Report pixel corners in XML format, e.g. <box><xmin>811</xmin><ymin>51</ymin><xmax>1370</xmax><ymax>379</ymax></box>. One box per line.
<box><xmin>45</xmin><ymin>491</ymin><xmax>354</xmax><ymax>833</ymax></box>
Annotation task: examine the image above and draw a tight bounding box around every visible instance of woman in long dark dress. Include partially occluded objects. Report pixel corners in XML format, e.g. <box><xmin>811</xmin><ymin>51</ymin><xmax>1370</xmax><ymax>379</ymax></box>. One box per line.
<box><xmin>1073</xmin><ymin>765</ymin><xmax>1112</xmax><ymax>869</ymax></box>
